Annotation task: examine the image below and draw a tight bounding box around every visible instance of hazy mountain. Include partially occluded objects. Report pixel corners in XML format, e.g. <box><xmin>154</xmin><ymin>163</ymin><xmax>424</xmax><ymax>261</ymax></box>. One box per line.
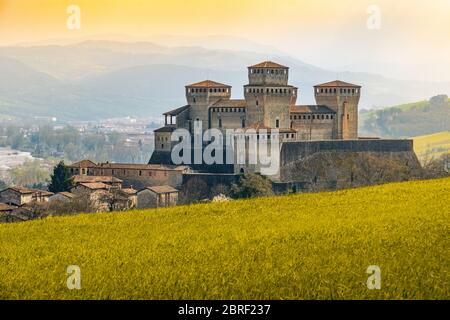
<box><xmin>0</xmin><ymin>40</ymin><xmax>449</xmax><ymax>121</ymax></box>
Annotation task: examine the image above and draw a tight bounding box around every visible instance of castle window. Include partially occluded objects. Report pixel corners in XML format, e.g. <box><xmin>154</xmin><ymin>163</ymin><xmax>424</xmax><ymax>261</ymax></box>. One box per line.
<box><xmin>256</xmin><ymin>100</ymin><xmax>259</xmax><ymax>106</ymax></box>
<box><xmin>219</xmin><ymin>118</ymin><xmax>222</xmax><ymax>128</ymax></box>
<box><xmin>326</xmin><ymin>115</ymin><xmax>329</xmax><ymax>119</ymax></box>
<box><xmin>322</xmin><ymin>115</ymin><xmax>325</xmax><ymax>119</ymax></box>
<box><xmin>271</xmin><ymin>70</ymin><xmax>274</xmax><ymax>74</ymax></box>
<box><xmin>242</xmin><ymin>119</ymin><xmax>245</xmax><ymax>128</ymax></box>
<box><xmin>347</xmin><ymin>114</ymin><xmax>350</xmax><ymax>120</ymax></box>
<box><xmin>334</xmin><ymin>88</ymin><xmax>337</xmax><ymax>93</ymax></box>
<box><xmin>308</xmin><ymin>115</ymin><xmax>311</xmax><ymax>120</ymax></box>
<box><xmin>320</xmin><ymin>88</ymin><xmax>324</xmax><ymax>93</ymax></box>
<box><xmin>193</xmin><ymin>97</ymin><xmax>196</xmax><ymax>103</ymax></box>
<box><xmin>331</xmin><ymin>115</ymin><xmax>334</xmax><ymax>119</ymax></box>
<box><xmin>291</xmin><ymin>134</ymin><xmax>295</xmax><ymax>138</ymax></box>
<box><xmin>276</xmin><ymin>119</ymin><xmax>280</xmax><ymax>128</ymax></box>
<box><xmin>352</xmin><ymin>89</ymin><xmax>355</xmax><ymax>94</ymax></box>
<box><xmin>139</xmin><ymin>170</ymin><xmax>142</xmax><ymax>176</ymax></box>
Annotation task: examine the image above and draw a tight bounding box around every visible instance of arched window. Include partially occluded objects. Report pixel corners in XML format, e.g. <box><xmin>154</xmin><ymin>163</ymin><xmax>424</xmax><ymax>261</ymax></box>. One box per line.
<box><xmin>276</xmin><ymin>118</ymin><xmax>280</xmax><ymax>128</ymax></box>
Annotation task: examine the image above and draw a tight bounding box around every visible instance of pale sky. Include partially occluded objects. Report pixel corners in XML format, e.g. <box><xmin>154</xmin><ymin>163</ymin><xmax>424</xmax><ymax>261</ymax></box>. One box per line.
<box><xmin>1</xmin><ymin>0</ymin><xmax>449</xmax><ymax>81</ymax></box>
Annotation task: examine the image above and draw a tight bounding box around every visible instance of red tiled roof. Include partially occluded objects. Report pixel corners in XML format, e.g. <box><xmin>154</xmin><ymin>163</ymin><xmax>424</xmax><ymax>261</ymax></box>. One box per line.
<box><xmin>73</xmin><ymin>175</ymin><xmax>123</xmax><ymax>184</ymax></box>
<box><xmin>163</xmin><ymin>105</ymin><xmax>190</xmax><ymax>116</ymax></box>
<box><xmin>56</xmin><ymin>192</ymin><xmax>76</xmax><ymax>199</ymax></box>
<box><xmin>0</xmin><ymin>203</ymin><xmax>16</xmax><ymax>211</ymax></box>
<box><xmin>142</xmin><ymin>186</ymin><xmax>179</xmax><ymax>194</ymax></box>
<box><xmin>121</xmin><ymin>188</ymin><xmax>138</xmax><ymax>195</ymax></box>
<box><xmin>68</xmin><ymin>160</ymin><xmax>98</xmax><ymax>168</ymax></box>
<box><xmin>290</xmin><ymin>105</ymin><xmax>336</xmax><ymax>114</ymax></box>
<box><xmin>314</xmin><ymin>80</ymin><xmax>361</xmax><ymax>88</ymax></box>
<box><xmin>249</xmin><ymin>61</ymin><xmax>288</xmax><ymax>69</ymax></box>
<box><xmin>97</xmin><ymin>163</ymin><xmax>188</xmax><ymax>171</ymax></box>
<box><xmin>186</xmin><ymin>80</ymin><xmax>231</xmax><ymax>88</ymax></box>
<box><xmin>212</xmin><ymin>99</ymin><xmax>247</xmax><ymax>108</ymax></box>
<box><xmin>76</xmin><ymin>182</ymin><xmax>110</xmax><ymax>190</ymax></box>
<box><xmin>0</xmin><ymin>187</ymin><xmax>53</xmax><ymax>196</ymax></box>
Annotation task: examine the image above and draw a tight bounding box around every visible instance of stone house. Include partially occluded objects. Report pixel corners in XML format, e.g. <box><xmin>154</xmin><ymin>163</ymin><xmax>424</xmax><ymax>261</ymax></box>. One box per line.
<box><xmin>68</xmin><ymin>160</ymin><xmax>190</xmax><ymax>189</ymax></box>
<box><xmin>137</xmin><ymin>186</ymin><xmax>179</xmax><ymax>209</ymax></box>
<box><xmin>70</xmin><ymin>182</ymin><xmax>113</xmax><ymax>212</ymax></box>
<box><xmin>0</xmin><ymin>205</ymin><xmax>36</xmax><ymax>223</ymax></box>
<box><xmin>48</xmin><ymin>192</ymin><xmax>77</xmax><ymax>204</ymax></box>
<box><xmin>0</xmin><ymin>187</ymin><xmax>53</xmax><ymax>206</ymax></box>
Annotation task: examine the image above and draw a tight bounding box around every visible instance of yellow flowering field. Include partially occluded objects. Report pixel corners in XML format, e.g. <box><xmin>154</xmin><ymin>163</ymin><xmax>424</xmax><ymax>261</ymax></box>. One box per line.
<box><xmin>0</xmin><ymin>178</ymin><xmax>449</xmax><ymax>300</ymax></box>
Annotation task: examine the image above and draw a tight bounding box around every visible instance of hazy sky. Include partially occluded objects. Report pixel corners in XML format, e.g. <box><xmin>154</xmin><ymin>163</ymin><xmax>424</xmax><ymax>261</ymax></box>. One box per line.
<box><xmin>1</xmin><ymin>0</ymin><xmax>449</xmax><ymax>81</ymax></box>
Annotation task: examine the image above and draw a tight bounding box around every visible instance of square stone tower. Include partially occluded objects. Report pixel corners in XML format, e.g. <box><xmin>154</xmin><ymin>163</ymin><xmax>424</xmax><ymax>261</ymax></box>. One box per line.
<box><xmin>314</xmin><ymin>81</ymin><xmax>361</xmax><ymax>140</ymax></box>
<box><xmin>185</xmin><ymin>80</ymin><xmax>231</xmax><ymax>132</ymax></box>
<box><xmin>244</xmin><ymin>61</ymin><xmax>298</xmax><ymax>129</ymax></box>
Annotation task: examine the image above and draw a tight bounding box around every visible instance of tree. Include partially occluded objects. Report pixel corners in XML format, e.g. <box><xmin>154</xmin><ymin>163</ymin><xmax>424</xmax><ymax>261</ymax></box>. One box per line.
<box><xmin>231</xmin><ymin>174</ymin><xmax>274</xmax><ymax>199</ymax></box>
<box><xmin>0</xmin><ymin>179</ymin><xmax>7</xmax><ymax>191</ymax></box>
<box><xmin>180</xmin><ymin>177</ymin><xmax>209</xmax><ymax>204</ymax></box>
<box><xmin>48</xmin><ymin>161</ymin><xmax>74</xmax><ymax>193</ymax></box>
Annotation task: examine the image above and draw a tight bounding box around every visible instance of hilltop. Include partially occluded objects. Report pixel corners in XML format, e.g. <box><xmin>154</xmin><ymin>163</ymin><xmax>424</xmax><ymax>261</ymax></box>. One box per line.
<box><xmin>0</xmin><ymin>178</ymin><xmax>449</xmax><ymax>300</ymax></box>
<box><xmin>360</xmin><ymin>95</ymin><xmax>450</xmax><ymax>138</ymax></box>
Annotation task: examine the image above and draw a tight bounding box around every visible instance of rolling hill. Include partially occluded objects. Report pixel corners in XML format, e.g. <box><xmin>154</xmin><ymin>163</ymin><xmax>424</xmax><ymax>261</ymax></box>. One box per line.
<box><xmin>413</xmin><ymin>131</ymin><xmax>450</xmax><ymax>160</ymax></box>
<box><xmin>360</xmin><ymin>95</ymin><xmax>450</xmax><ymax>138</ymax></box>
<box><xmin>0</xmin><ymin>178</ymin><xmax>449</xmax><ymax>299</ymax></box>
<box><xmin>1</xmin><ymin>40</ymin><xmax>450</xmax><ymax>121</ymax></box>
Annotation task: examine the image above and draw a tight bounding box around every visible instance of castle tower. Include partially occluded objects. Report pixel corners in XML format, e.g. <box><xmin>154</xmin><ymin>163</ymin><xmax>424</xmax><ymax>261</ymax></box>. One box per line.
<box><xmin>244</xmin><ymin>61</ymin><xmax>298</xmax><ymax>129</ymax></box>
<box><xmin>314</xmin><ymin>80</ymin><xmax>361</xmax><ymax>140</ymax></box>
<box><xmin>185</xmin><ymin>80</ymin><xmax>231</xmax><ymax>132</ymax></box>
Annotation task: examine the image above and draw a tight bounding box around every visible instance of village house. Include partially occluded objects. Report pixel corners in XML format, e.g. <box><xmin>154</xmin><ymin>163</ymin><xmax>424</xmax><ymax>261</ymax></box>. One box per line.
<box><xmin>0</xmin><ymin>187</ymin><xmax>53</xmax><ymax>206</ymax></box>
<box><xmin>48</xmin><ymin>192</ymin><xmax>77</xmax><ymax>204</ymax></box>
<box><xmin>137</xmin><ymin>186</ymin><xmax>179</xmax><ymax>209</ymax></box>
<box><xmin>0</xmin><ymin>203</ymin><xmax>36</xmax><ymax>223</ymax></box>
<box><xmin>110</xmin><ymin>187</ymin><xmax>138</xmax><ymax>211</ymax></box>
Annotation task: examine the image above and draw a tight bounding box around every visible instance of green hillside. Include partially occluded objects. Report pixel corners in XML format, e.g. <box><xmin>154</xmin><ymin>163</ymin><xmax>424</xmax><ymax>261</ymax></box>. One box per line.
<box><xmin>360</xmin><ymin>95</ymin><xmax>450</xmax><ymax>138</ymax></box>
<box><xmin>1</xmin><ymin>178</ymin><xmax>449</xmax><ymax>300</ymax></box>
<box><xmin>413</xmin><ymin>131</ymin><xmax>450</xmax><ymax>160</ymax></box>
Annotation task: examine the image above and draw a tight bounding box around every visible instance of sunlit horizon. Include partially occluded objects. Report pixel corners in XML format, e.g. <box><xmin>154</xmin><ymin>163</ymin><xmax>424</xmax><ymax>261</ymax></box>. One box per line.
<box><xmin>1</xmin><ymin>0</ymin><xmax>449</xmax><ymax>81</ymax></box>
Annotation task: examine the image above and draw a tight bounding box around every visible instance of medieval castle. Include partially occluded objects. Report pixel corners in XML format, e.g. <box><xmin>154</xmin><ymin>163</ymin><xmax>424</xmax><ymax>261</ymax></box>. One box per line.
<box><xmin>149</xmin><ymin>60</ymin><xmax>418</xmax><ymax>189</ymax></box>
<box><xmin>151</xmin><ymin>61</ymin><xmax>360</xmax><ymax>150</ymax></box>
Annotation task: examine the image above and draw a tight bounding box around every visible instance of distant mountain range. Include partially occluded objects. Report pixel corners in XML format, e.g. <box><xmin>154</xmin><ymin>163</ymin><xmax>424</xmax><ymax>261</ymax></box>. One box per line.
<box><xmin>1</xmin><ymin>40</ymin><xmax>449</xmax><ymax>121</ymax></box>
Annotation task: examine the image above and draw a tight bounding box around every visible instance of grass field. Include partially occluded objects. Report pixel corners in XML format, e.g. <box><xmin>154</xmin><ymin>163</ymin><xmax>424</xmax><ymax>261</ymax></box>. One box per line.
<box><xmin>1</xmin><ymin>178</ymin><xmax>449</xmax><ymax>300</ymax></box>
<box><xmin>413</xmin><ymin>131</ymin><xmax>450</xmax><ymax>160</ymax></box>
